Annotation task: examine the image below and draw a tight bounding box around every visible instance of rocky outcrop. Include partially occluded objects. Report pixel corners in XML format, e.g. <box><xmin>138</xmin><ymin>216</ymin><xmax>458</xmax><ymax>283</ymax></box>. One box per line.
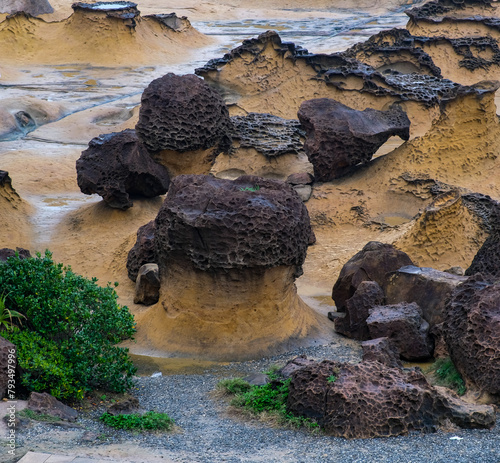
<box><xmin>27</xmin><ymin>392</ymin><xmax>78</xmax><ymax>421</ymax></box>
<box><xmin>331</xmin><ymin>241</ymin><xmax>413</xmax><ymax>312</ymax></box>
<box><xmin>77</xmin><ymin>129</ymin><xmax>170</xmax><ymax>210</ymax></box>
<box><xmin>361</xmin><ymin>337</ymin><xmax>403</xmax><ymax>369</ymax></box>
<box><xmin>0</xmin><ymin>0</ymin><xmax>53</xmax><ymax>16</ymax></box>
<box><xmin>297</xmin><ymin>98</ymin><xmax>410</xmax><ymax>181</ymax></box>
<box><xmin>366</xmin><ymin>302</ymin><xmax>433</xmax><ymax>360</ymax></box>
<box><xmin>134</xmin><ymin>174</ymin><xmax>326</xmax><ymax>360</ymax></box>
<box><xmin>444</xmin><ymin>275</ymin><xmax>500</xmax><ymax>395</ymax></box>
<box><xmin>126</xmin><ymin>221</ymin><xmax>156</xmax><ymax>281</ymax></box>
<box><xmin>287</xmin><ymin>358</ymin><xmax>495</xmax><ymax>438</ymax></box>
<box><xmin>135</xmin><ymin>73</ymin><xmax>232</xmax><ymax>176</ymax></box>
<box><xmin>384</xmin><ymin>265</ymin><xmax>467</xmax><ymax>326</ymax></box>
<box><xmin>134</xmin><ymin>263</ymin><xmax>160</xmax><ymax>306</ymax></box>
<box><xmin>0</xmin><ymin>247</ymin><xmax>31</xmax><ymax>262</ymax></box>
<box><xmin>334</xmin><ymin>281</ymin><xmax>385</xmax><ymax>340</ymax></box>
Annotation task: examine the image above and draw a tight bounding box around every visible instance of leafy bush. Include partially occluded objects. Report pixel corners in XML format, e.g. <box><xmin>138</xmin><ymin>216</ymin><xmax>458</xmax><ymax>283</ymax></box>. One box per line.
<box><xmin>100</xmin><ymin>411</ymin><xmax>174</xmax><ymax>431</ymax></box>
<box><xmin>0</xmin><ymin>251</ymin><xmax>136</xmax><ymax>400</ymax></box>
<box><xmin>217</xmin><ymin>378</ymin><xmax>252</xmax><ymax>395</ymax></box>
<box><xmin>427</xmin><ymin>357</ymin><xmax>466</xmax><ymax>396</ymax></box>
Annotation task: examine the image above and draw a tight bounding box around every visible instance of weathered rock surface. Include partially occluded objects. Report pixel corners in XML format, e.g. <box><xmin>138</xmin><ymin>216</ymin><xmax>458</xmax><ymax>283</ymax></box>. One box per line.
<box><xmin>0</xmin><ymin>247</ymin><xmax>31</xmax><ymax>262</ymax></box>
<box><xmin>334</xmin><ymin>280</ymin><xmax>385</xmax><ymax>340</ymax></box>
<box><xmin>278</xmin><ymin>355</ymin><xmax>318</xmax><ymax>379</ymax></box>
<box><xmin>127</xmin><ymin>220</ymin><xmax>156</xmax><ymax>281</ymax></box>
<box><xmin>444</xmin><ymin>275</ymin><xmax>500</xmax><ymax>395</ymax></box>
<box><xmin>361</xmin><ymin>337</ymin><xmax>403</xmax><ymax>369</ymax></box>
<box><xmin>135</xmin><ymin>73</ymin><xmax>232</xmax><ymax>154</ymax></box>
<box><xmin>0</xmin><ymin>337</ymin><xmax>15</xmax><ymax>400</ymax></box>
<box><xmin>106</xmin><ymin>397</ymin><xmax>140</xmax><ymax>416</ymax></box>
<box><xmin>332</xmin><ymin>241</ymin><xmax>413</xmax><ymax>312</ymax></box>
<box><xmin>77</xmin><ymin>129</ymin><xmax>170</xmax><ymax>210</ymax></box>
<box><xmin>287</xmin><ymin>359</ymin><xmax>495</xmax><ymax>438</ymax></box>
<box><xmin>297</xmin><ymin>98</ymin><xmax>411</xmax><ymax>181</ymax></box>
<box><xmin>384</xmin><ymin>265</ymin><xmax>467</xmax><ymax>326</ymax></box>
<box><xmin>0</xmin><ymin>0</ymin><xmax>53</xmax><ymax>16</ymax></box>
<box><xmin>27</xmin><ymin>392</ymin><xmax>78</xmax><ymax>421</ymax></box>
<box><xmin>134</xmin><ymin>263</ymin><xmax>160</xmax><ymax>306</ymax></box>
<box><xmin>367</xmin><ymin>302</ymin><xmax>433</xmax><ymax>360</ymax></box>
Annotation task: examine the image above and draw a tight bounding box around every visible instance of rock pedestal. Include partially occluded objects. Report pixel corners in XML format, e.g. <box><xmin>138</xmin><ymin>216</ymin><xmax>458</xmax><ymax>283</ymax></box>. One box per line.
<box><xmin>134</xmin><ymin>174</ymin><xmax>326</xmax><ymax>360</ymax></box>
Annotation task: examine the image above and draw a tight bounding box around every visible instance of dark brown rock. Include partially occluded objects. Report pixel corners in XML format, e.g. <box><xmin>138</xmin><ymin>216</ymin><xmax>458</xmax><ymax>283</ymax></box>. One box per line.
<box><xmin>334</xmin><ymin>280</ymin><xmax>385</xmax><ymax>340</ymax></box>
<box><xmin>332</xmin><ymin>241</ymin><xmax>414</xmax><ymax>312</ymax></box>
<box><xmin>145</xmin><ymin>13</ymin><xmax>191</xmax><ymax>32</ymax></box>
<box><xmin>126</xmin><ymin>221</ymin><xmax>156</xmax><ymax>281</ymax></box>
<box><xmin>106</xmin><ymin>397</ymin><xmax>140</xmax><ymax>416</ymax></box>
<box><xmin>444</xmin><ymin>274</ymin><xmax>500</xmax><ymax>395</ymax></box>
<box><xmin>0</xmin><ymin>337</ymin><xmax>16</xmax><ymax>400</ymax></box>
<box><xmin>77</xmin><ymin>129</ymin><xmax>170</xmax><ymax>210</ymax></box>
<box><xmin>278</xmin><ymin>355</ymin><xmax>318</xmax><ymax>379</ymax></box>
<box><xmin>287</xmin><ymin>359</ymin><xmax>495</xmax><ymax>438</ymax></box>
<box><xmin>430</xmin><ymin>322</ymin><xmax>449</xmax><ymax>358</ymax></box>
<box><xmin>154</xmin><ymin>175</ymin><xmax>311</xmax><ymax>275</ymax></box>
<box><xmin>297</xmin><ymin>98</ymin><xmax>410</xmax><ymax>181</ymax></box>
<box><xmin>135</xmin><ymin>73</ymin><xmax>232</xmax><ymax>154</ymax></box>
<box><xmin>0</xmin><ymin>247</ymin><xmax>31</xmax><ymax>262</ymax></box>
<box><xmin>384</xmin><ymin>265</ymin><xmax>467</xmax><ymax>327</ymax></box>
<box><xmin>367</xmin><ymin>302</ymin><xmax>433</xmax><ymax>360</ymax></box>
<box><xmin>361</xmin><ymin>337</ymin><xmax>403</xmax><ymax>369</ymax></box>
<box><xmin>1</xmin><ymin>0</ymin><xmax>53</xmax><ymax>16</ymax></box>
<box><xmin>27</xmin><ymin>392</ymin><xmax>78</xmax><ymax>421</ymax></box>
<box><xmin>286</xmin><ymin>172</ymin><xmax>314</xmax><ymax>186</ymax></box>
<box><xmin>134</xmin><ymin>263</ymin><xmax>160</xmax><ymax>306</ymax></box>
<box><xmin>466</xmin><ymin>234</ymin><xmax>500</xmax><ymax>281</ymax></box>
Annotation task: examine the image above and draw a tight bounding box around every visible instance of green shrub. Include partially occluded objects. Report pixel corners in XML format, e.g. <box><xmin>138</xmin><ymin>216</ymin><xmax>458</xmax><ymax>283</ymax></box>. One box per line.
<box><xmin>100</xmin><ymin>411</ymin><xmax>174</xmax><ymax>431</ymax></box>
<box><xmin>217</xmin><ymin>378</ymin><xmax>252</xmax><ymax>395</ymax></box>
<box><xmin>0</xmin><ymin>251</ymin><xmax>136</xmax><ymax>400</ymax></box>
<box><xmin>427</xmin><ymin>357</ymin><xmax>466</xmax><ymax>396</ymax></box>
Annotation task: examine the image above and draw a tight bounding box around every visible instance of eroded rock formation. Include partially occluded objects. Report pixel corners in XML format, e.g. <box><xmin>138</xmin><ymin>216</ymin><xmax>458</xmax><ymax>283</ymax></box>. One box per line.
<box><xmin>134</xmin><ymin>174</ymin><xmax>326</xmax><ymax>360</ymax></box>
<box><xmin>77</xmin><ymin>129</ymin><xmax>170</xmax><ymax>210</ymax></box>
<box><xmin>0</xmin><ymin>0</ymin><xmax>53</xmax><ymax>16</ymax></box>
<box><xmin>298</xmin><ymin>98</ymin><xmax>411</xmax><ymax>181</ymax></box>
<box><xmin>126</xmin><ymin>220</ymin><xmax>156</xmax><ymax>281</ymax></box>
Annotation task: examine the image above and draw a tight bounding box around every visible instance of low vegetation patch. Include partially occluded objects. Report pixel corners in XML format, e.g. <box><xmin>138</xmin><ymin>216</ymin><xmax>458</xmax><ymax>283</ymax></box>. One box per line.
<box><xmin>100</xmin><ymin>411</ymin><xmax>174</xmax><ymax>431</ymax></box>
<box><xmin>217</xmin><ymin>370</ymin><xmax>319</xmax><ymax>431</ymax></box>
<box><xmin>19</xmin><ymin>408</ymin><xmax>61</xmax><ymax>423</ymax></box>
<box><xmin>426</xmin><ymin>357</ymin><xmax>466</xmax><ymax>396</ymax></box>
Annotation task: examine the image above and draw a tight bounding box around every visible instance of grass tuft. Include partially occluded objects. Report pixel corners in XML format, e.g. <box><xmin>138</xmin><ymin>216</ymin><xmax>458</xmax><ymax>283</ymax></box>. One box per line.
<box><xmin>100</xmin><ymin>411</ymin><xmax>174</xmax><ymax>431</ymax></box>
<box><xmin>426</xmin><ymin>358</ymin><xmax>466</xmax><ymax>396</ymax></box>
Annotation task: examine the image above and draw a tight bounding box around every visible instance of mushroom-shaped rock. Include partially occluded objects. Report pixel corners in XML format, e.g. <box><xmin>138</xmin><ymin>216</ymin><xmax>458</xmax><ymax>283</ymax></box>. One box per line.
<box><xmin>444</xmin><ymin>274</ymin><xmax>500</xmax><ymax>395</ymax></box>
<box><xmin>332</xmin><ymin>241</ymin><xmax>414</xmax><ymax>312</ymax></box>
<box><xmin>76</xmin><ymin>129</ymin><xmax>170</xmax><ymax>210</ymax></box>
<box><xmin>287</xmin><ymin>359</ymin><xmax>495</xmax><ymax>438</ymax></box>
<box><xmin>135</xmin><ymin>73</ymin><xmax>232</xmax><ymax>176</ymax></box>
<box><xmin>126</xmin><ymin>220</ymin><xmax>156</xmax><ymax>281</ymax></box>
<box><xmin>0</xmin><ymin>0</ymin><xmax>53</xmax><ymax>16</ymax></box>
<box><xmin>298</xmin><ymin>98</ymin><xmax>410</xmax><ymax>181</ymax></box>
<box><xmin>367</xmin><ymin>302</ymin><xmax>433</xmax><ymax>361</ymax></box>
<box><xmin>134</xmin><ymin>174</ymin><xmax>325</xmax><ymax>360</ymax></box>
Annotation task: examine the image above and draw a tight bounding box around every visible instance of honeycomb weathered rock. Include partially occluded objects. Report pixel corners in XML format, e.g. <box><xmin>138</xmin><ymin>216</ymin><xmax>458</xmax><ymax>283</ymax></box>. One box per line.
<box><xmin>127</xmin><ymin>220</ymin><xmax>156</xmax><ymax>281</ymax></box>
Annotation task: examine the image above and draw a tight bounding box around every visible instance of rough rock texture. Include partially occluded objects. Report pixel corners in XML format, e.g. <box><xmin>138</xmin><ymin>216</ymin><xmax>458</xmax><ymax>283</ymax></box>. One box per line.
<box><xmin>145</xmin><ymin>13</ymin><xmax>191</xmax><ymax>32</ymax></box>
<box><xmin>334</xmin><ymin>280</ymin><xmax>385</xmax><ymax>340</ymax></box>
<box><xmin>72</xmin><ymin>2</ymin><xmax>140</xmax><ymax>22</ymax></box>
<box><xmin>0</xmin><ymin>247</ymin><xmax>31</xmax><ymax>261</ymax></box>
<box><xmin>154</xmin><ymin>175</ymin><xmax>311</xmax><ymax>274</ymax></box>
<box><xmin>0</xmin><ymin>337</ymin><xmax>15</xmax><ymax>400</ymax></box>
<box><xmin>430</xmin><ymin>323</ymin><xmax>450</xmax><ymax>358</ymax></box>
<box><xmin>384</xmin><ymin>265</ymin><xmax>467</xmax><ymax>327</ymax></box>
<box><xmin>367</xmin><ymin>302</ymin><xmax>433</xmax><ymax>360</ymax></box>
<box><xmin>135</xmin><ymin>73</ymin><xmax>232</xmax><ymax>154</ymax></box>
<box><xmin>331</xmin><ymin>241</ymin><xmax>414</xmax><ymax>312</ymax></box>
<box><xmin>106</xmin><ymin>397</ymin><xmax>140</xmax><ymax>416</ymax></box>
<box><xmin>77</xmin><ymin>129</ymin><xmax>170</xmax><ymax>210</ymax></box>
<box><xmin>27</xmin><ymin>392</ymin><xmax>78</xmax><ymax>421</ymax></box>
<box><xmin>126</xmin><ymin>221</ymin><xmax>156</xmax><ymax>281</ymax></box>
<box><xmin>298</xmin><ymin>98</ymin><xmax>411</xmax><ymax>181</ymax></box>
<box><xmin>361</xmin><ymin>337</ymin><xmax>403</xmax><ymax>369</ymax></box>
<box><xmin>278</xmin><ymin>355</ymin><xmax>318</xmax><ymax>379</ymax></box>
<box><xmin>134</xmin><ymin>263</ymin><xmax>160</xmax><ymax>306</ymax></box>
<box><xmin>0</xmin><ymin>0</ymin><xmax>53</xmax><ymax>16</ymax></box>
<box><xmin>444</xmin><ymin>275</ymin><xmax>500</xmax><ymax>394</ymax></box>
<box><xmin>287</xmin><ymin>359</ymin><xmax>495</xmax><ymax>438</ymax></box>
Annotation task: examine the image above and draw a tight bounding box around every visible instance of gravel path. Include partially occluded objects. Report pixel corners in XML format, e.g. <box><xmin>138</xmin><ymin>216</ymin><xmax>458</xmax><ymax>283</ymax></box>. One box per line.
<box><xmin>10</xmin><ymin>341</ymin><xmax>500</xmax><ymax>463</ymax></box>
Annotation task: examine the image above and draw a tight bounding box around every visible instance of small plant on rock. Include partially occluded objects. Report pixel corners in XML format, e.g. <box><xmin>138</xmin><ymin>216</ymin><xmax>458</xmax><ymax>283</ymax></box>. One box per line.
<box><xmin>427</xmin><ymin>357</ymin><xmax>466</xmax><ymax>396</ymax></box>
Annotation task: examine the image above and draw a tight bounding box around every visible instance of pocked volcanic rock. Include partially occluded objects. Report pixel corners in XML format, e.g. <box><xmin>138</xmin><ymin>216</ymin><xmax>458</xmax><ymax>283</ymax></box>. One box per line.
<box><xmin>136</xmin><ymin>73</ymin><xmax>233</xmax><ymax>177</ymax></box>
<box><xmin>77</xmin><ymin>129</ymin><xmax>170</xmax><ymax>210</ymax></box>
<box><xmin>297</xmin><ymin>98</ymin><xmax>411</xmax><ymax>181</ymax></box>
<box><xmin>133</xmin><ymin>174</ymin><xmax>326</xmax><ymax>360</ymax></box>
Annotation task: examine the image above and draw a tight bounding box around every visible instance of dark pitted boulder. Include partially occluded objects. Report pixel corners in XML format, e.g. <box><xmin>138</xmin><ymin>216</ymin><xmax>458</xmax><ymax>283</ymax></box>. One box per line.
<box><xmin>334</xmin><ymin>280</ymin><xmax>385</xmax><ymax>340</ymax></box>
<box><xmin>361</xmin><ymin>337</ymin><xmax>403</xmax><ymax>369</ymax></box>
<box><xmin>0</xmin><ymin>0</ymin><xmax>53</xmax><ymax>16</ymax></box>
<box><xmin>155</xmin><ymin>175</ymin><xmax>311</xmax><ymax>274</ymax></box>
<box><xmin>134</xmin><ymin>174</ymin><xmax>325</xmax><ymax>360</ymax></box>
<box><xmin>384</xmin><ymin>265</ymin><xmax>467</xmax><ymax>327</ymax></box>
<box><xmin>278</xmin><ymin>355</ymin><xmax>318</xmax><ymax>379</ymax></box>
<box><xmin>367</xmin><ymin>302</ymin><xmax>433</xmax><ymax>361</ymax></box>
<box><xmin>466</xmin><ymin>234</ymin><xmax>500</xmax><ymax>281</ymax></box>
<box><xmin>135</xmin><ymin>73</ymin><xmax>232</xmax><ymax>154</ymax></box>
<box><xmin>332</xmin><ymin>241</ymin><xmax>414</xmax><ymax>312</ymax></box>
<box><xmin>71</xmin><ymin>2</ymin><xmax>139</xmax><ymax>21</ymax></box>
<box><xmin>77</xmin><ymin>129</ymin><xmax>170</xmax><ymax>210</ymax></box>
<box><xmin>127</xmin><ymin>220</ymin><xmax>156</xmax><ymax>281</ymax></box>
<box><xmin>287</xmin><ymin>358</ymin><xmax>495</xmax><ymax>438</ymax></box>
<box><xmin>27</xmin><ymin>392</ymin><xmax>78</xmax><ymax>422</ymax></box>
<box><xmin>134</xmin><ymin>263</ymin><xmax>160</xmax><ymax>306</ymax></box>
<box><xmin>297</xmin><ymin>98</ymin><xmax>410</xmax><ymax>181</ymax></box>
<box><xmin>0</xmin><ymin>247</ymin><xmax>31</xmax><ymax>262</ymax></box>
<box><xmin>0</xmin><ymin>337</ymin><xmax>15</xmax><ymax>399</ymax></box>
<box><xmin>444</xmin><ymin>274</ymin><xmax>500</xmax><ymax>395</ymax></box>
